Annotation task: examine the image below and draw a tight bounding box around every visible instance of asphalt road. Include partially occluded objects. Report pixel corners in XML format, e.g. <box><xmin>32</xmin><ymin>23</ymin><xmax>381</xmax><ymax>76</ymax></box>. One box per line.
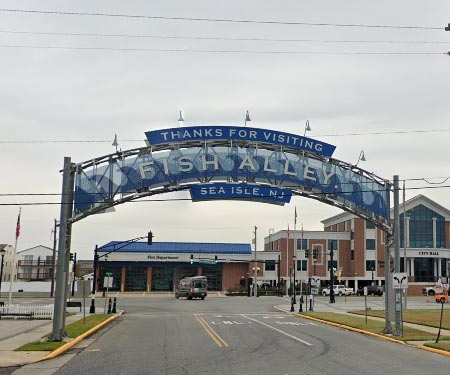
<box><xmin>14</xmin><ymin>295</ymin><xmax>450</xmax><ymax>375</ymax></box>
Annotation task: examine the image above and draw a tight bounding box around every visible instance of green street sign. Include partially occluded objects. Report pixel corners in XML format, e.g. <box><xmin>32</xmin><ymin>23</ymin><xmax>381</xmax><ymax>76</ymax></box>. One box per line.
<box><xmin>199</xmin><ymin>259</ymin><xmax>216</xmax><ymax>264</ymax></box>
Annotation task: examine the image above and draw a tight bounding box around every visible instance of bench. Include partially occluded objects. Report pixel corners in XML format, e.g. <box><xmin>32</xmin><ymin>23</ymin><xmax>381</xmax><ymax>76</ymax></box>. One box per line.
<box><xmin>0</xmin><ymin>312</ymin><xmax>33</xmax><ymax>320</ymax></box>
<box><xmin>66</xmin><ymin>301</ymin><xmax>82</xmax><ymax>312</ymax></box>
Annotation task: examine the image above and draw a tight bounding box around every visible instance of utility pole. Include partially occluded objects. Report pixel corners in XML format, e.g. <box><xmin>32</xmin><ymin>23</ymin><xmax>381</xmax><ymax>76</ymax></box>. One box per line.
<box><xmin>383</xmin><ymin>179</ymin><xmax>393</xmax><ymax>334</ymax></box>
<box><xmin>253</xmin><ymin>226</ymin><xmax>258</xmax><ymax>297</ymax></box>
<box><xmin>50</xmin><ymin>219</ymin><xmax>58</xmax><ymax>298</ymax></box>
<box><xmin>393</xmin><ymin>175</ymin><xmax>403</xmax><ymax>336</ymax></box>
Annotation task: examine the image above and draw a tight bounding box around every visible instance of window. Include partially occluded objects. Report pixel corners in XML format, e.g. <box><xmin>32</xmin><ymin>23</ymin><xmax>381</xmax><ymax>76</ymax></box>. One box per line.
<box><xmin>401</xmin><ymin>205</ymin><xmax>446</xmax><ymax>248</ymax></box>
<box><xmin>350</xmin><ymin>250</ymin><xmax>355</xmax><ymax>261</ymax></box>
<box><xmin>328</xmin><ymin>239</ymin><xmax>338</xmax><ymax>251</ymax></box>
<box><xmin>327</xmin><ymin>260</ymin><xmax>338</xmax><ymax>270</ymax></box>
<box><xmin>265</xmin><ymin>260</ymin><xmax>276</xmax><ymax>271</ymax></box>
<box><xmin>296</xmin><ymin>239</ymin><xmax>307</xmax><ymax>250</ymax></box>
<box><xmin>350</xmin><ymin>231</ymin><xmax>355</xmax><ymax>240</ymax></box>
<box><xmin>24</xmin><ymin>255</ymin><xmax>33</xmax><ymax>264</ymax></box>
<box><xmin>297</xmin><ymin>260</ymin><xmax>307</xmax><ymax>271</ymax></box>
<box><xmin>441</xmin><ymin>259</ymin><xmax>447</xmax><ymax>277</ymax></box>
<box><xmin>366</xmin><ymin>239</ymin><xmax>376</xmax><ymax>250</ymax></box>
<box><xmin>366</xmin><ymin>221</ymin><xmax>376</xmax><ymax>229</ymax></box>
<box><xmin>366</xmin><ymin>260</ymin><xmax>376</xmax><ymax>271</ymax></box>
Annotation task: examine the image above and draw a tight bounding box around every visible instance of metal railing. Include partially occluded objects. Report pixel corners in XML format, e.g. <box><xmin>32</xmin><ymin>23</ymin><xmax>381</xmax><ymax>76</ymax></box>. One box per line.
<box><xmin>18</xmin><ymin>260</ymin><xmax>53</xmax><ymax>266</ymax></box>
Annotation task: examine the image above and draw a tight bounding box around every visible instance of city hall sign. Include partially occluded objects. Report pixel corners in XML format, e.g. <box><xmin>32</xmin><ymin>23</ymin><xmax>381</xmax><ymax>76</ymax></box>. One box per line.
<box><xmin>71</xmin><ymin>125</ymin><xmax>390</xmax><ymax>230</ymax></box>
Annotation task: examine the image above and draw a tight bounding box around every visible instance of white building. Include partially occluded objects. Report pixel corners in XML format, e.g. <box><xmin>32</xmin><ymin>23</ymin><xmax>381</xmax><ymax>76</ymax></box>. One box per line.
<box><xmin>16</xmin><ymin>245</ymin><xmax>54</xmax><ymax>281</ymax></box>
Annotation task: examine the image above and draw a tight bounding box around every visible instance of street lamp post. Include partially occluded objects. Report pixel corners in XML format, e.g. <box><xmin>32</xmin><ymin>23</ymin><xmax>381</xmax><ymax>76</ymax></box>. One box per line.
<box><xmin>329</xmin><ymin>241</ymin><xmax>335</xmax><ymax>304</ymax></box>
<box><xmin>89</xmin><ymin>245</ymin><xmax>98</xmax><ymax>313</ymax></box>
<box><xmin>0</xmin><ymin>248</ymin><xmax>6</xmax><ymax>298</ymax></box>
<box><xmin>102</xmin><ymin>255</ymin><xmax>109</xmax><ymax>297</ymax></box>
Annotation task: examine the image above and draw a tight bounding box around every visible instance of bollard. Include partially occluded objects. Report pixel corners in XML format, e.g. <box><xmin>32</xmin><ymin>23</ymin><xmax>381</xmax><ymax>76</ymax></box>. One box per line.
<box><xmin>299</xmin><ymin>294</ymin><xmax>303</xmax><ymax>313</ymax></box>
<box><xmin>107</xmin><ymin>298</ymin><xmax>112</xmax><ymax>314</ymax></box>
<box><xmin>309</xmin><ymin>295</ymin><xmax>313</xmax><ymax>311</ymax></box>
<box><xmin>112</xmin><ymin>297</ymin><xmax>117</xmax><ymax>313</ymax></box>
<box><xmin>290</xmin><ymin>297</ymin><xmax>295</xmax><ymax>312</ymax></box>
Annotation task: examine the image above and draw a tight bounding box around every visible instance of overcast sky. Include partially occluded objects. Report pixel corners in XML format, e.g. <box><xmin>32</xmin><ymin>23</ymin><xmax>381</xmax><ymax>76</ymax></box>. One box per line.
<box><xmin>1</xmin><ymin>1</ymin><xmax>450</xmax><ymax>260</ymax></box>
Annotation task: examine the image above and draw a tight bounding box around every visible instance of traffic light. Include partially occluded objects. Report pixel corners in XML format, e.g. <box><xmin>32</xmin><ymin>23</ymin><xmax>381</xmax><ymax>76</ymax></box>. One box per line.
<box><xmin>305</xmin><ymin>249</ymin><xmax>309</xmax><ymax>258</ymax></box>
<box><xmin>69</xmin><ymin>253</ymin><xmax>74</xmax><ymax>261</ymax></box>
<box><xmin>313</xmin><ymin>249</ymin><xmax>318</xmax><ymax>259</ymax></box>
<box><xmin>214</xmin><ymin>255</ymin><xmax>218</xmax><ymax>264</ymax></box>
<box><xmin>190</xmin><ymin>254</ymin><xmax>194</xmax><ymax>264</ymax></box>
<box><xmin>147</xmin><ymin>231</ymin><xmax>153</xmax><ymax>245</ymax></box>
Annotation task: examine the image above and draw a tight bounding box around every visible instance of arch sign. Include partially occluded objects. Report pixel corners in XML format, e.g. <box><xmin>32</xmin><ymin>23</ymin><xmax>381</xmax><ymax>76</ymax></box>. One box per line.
<box><xmin>52</xmin><ymin>123</ymin><xmax>391</xmax><ymax>341</ymax></box>
<box><xmin>72</xmin><ymin>125</ymin><xmax>389</xmax><ymax>231</ymax></box>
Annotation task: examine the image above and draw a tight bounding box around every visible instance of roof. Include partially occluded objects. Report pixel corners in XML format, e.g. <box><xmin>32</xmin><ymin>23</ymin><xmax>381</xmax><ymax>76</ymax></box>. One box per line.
<box><xmin>321</xmin><ymin>194</ymin><xmax>450</xmax><ymax>225</ymax></box>
<box><xmin>98</xmin><ymin>241</ymin><xmax>252</xmax><ymax>255</ymax></box>
<box><xmin>17</xmin><ymin>245</ymin><xmax>53</xmax><ymax>254</ymax></box>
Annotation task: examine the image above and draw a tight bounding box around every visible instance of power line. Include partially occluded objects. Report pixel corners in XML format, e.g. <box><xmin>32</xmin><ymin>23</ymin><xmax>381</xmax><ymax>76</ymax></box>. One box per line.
<box><xmin>2</xmin><ymin>29</ymin><xmax>449</xmax><ymax>45</ymax></box>
<box><xmin>1</xmin><ymin>184</ymin><xmax>450</xmax><ymax>206</ymax></box>
<box><xmin>0</xmin><ymin>8</ymin><xmax>442</xmax><ymax>30</ymax></box>
<box><xmin>316</xmin><ymin>128</ymin><xmax>450</xmax><ymax>137</ymax></box>
<box><xmin>0</xmin><ymin>44</ymin><xmax>445</xmax><ymax>55</ymax></box>
<box><xmin>2</xmin><ymin>127</ymin><xmax>450</xmax><ymax>144</ymax></box>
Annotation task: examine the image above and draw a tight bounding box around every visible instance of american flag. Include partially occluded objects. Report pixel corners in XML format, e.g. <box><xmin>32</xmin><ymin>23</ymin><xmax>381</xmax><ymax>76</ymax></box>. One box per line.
<box><xmin>15</xmin><ymin>208</ymin><xmax>21</xmax><ymax>239</ymax></box>
<box><xmin>287</xmin><ymin>224</ymin><xmax>290</xmax><ymax>238</ymax></box>
<box><xmin>294</xmin><ymin>207</ymin><xmax>297</xmax><ymax>225</ymax></box>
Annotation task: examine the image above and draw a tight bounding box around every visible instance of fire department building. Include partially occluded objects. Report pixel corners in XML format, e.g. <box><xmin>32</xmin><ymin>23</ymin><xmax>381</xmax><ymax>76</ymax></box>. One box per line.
<box><xmin>96</xmin><ymin>194</ymin><xmax>449</xmax><ymax>295</ymax></box>
<box><xmin>96</xmin><ymin>242</ymin><xmax>280</xmax><ymax>293</ymax></box>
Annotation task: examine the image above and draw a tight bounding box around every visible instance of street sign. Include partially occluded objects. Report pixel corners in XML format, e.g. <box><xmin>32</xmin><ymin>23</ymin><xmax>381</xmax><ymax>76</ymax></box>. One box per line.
<box><xmin>199</xmin><ymin>259</ymin><xmax>216</xmax><ymax>264</ymax></box>
<box><xmin>103</xmin><ymin>274</ymin><xmax>113</xmax><ymax>288</ymax></box>
<box><xmin>392</xmin><ymin>273</ymin><xmax>408</xmax><ymax>289</ymax></box>
<box><xmin>310</xmin><ymin>277</ymin><xmax>320</xmax><ymax>286</ymax></box>
<box><xmin>311</xmin><ymin>287</ymin><xmax>319</xmax><ymax>295</ymax></box>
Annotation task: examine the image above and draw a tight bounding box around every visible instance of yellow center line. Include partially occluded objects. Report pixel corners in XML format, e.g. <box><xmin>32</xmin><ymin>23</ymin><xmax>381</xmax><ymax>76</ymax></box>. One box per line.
<box><xmin>194</xmin><ymin>313</ymin><xmax>229</xmax><ymax>348</ymax></box>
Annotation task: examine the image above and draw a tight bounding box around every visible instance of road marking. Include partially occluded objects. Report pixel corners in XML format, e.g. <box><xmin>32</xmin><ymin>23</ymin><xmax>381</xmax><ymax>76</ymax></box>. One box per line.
<box><xmin>240</xmin><ymin>314</ymin><xmax>313</xmax><ymax>346</ymax></box>
<box><xmin>194</xmin><ymin>314</ymin><xmax>229</xmax><ymax>348</ymax></box>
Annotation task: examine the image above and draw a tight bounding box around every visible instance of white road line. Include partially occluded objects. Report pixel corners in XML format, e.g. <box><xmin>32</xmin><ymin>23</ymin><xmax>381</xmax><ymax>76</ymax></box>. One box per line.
<box><xmin>241</xmin><ymin>314</ymin><xmax>313</xmax><ymax>346</ymax></box>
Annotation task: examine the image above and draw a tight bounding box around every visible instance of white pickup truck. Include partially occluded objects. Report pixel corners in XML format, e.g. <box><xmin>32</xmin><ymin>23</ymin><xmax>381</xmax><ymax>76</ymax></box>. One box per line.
<box><xmin>423</xmin><ymin>283</ymin><xmax>449</xmax><ymax>296</ymax></box>
<box><xmin>321</xmin><ymin>284</ymin><xmax>354</xmax><ymax>296</ymax></box>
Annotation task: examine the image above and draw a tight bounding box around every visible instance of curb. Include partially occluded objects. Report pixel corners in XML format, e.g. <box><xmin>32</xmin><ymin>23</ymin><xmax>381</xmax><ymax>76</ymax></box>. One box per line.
<box><xmin>295</xmin><ymin>313</ymin><xmax>406</xmax><ymax>345</ymax></box>
<box><xmin>40</xmin><ymin>313</ymin><xmax>122</xmax><ymax>361</ymax></box>
<box><xmin>417</xmin><ymin>345</ymin><xmax>450</xmax><ymax>358</ymax></box>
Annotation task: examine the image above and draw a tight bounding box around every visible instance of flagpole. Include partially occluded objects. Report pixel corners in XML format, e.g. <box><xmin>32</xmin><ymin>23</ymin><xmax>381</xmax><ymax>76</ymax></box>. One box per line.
<box><xmin>8</xmin><ymin>208</ymin><xmax>21</xmax><ymax>308</ymax></box>
<box><xmin>286</xmin><ymin>224</ymin><xmax>289</xmax><ymax>297</ymax></box>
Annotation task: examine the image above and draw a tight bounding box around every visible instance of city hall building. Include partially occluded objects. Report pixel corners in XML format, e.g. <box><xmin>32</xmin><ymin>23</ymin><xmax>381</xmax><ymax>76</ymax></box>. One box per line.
<box><xmin>265</xmin><ymin>194</ymin><xmax>450</xmax><ymax>295</ymax></box>
<box><xmin>93</xmin><ymin>194</ymin><xmax>449</xmax><ymax>295</ymax></box>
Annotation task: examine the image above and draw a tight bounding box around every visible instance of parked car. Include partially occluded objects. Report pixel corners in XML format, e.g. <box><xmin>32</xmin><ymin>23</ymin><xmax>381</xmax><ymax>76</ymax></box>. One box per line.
<box><xmin>356</xmin><ymin>284</ymin><xmax>383</xmax><ymax>296</ymax></box>
<box><xmin>321</xmin><ymin>284</ymin><xmax>354</xmax><ymax>296</ymax></box>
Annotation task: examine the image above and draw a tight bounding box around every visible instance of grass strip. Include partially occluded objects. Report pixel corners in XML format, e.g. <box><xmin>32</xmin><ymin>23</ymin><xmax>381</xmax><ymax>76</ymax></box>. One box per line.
<box><xmin>15</xmin><ymin>314</ymin><xmax>111</xmax><ymax>351</ymax></box>
<box><xmin>351</xmin><ymin>308</ymin><xmax>450</xmax><ymax>330</ymax></box>
<box><xmin>299</xmin><ymin>311</ymin><xmax>450</xmax><ymax>342</ymax></box>
<box><xmin>424</xmin><ymin>341</ymin><xmax>450</xmax><ymax>351</ymax></box>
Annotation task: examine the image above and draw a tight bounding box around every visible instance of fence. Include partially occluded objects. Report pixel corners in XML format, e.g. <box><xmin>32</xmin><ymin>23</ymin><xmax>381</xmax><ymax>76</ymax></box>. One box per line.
<box><xmin>0</xmin><ymin>303</ymin><xmax>53</xmax><ymax>320</ymax></box>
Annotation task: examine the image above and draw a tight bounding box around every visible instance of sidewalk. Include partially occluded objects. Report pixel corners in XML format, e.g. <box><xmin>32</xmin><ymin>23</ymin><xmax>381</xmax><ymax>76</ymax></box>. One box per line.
<box><xmin>0</xmin><ymin>314</ymin><xmax>83</xmax><ymax>368</ymax></box>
